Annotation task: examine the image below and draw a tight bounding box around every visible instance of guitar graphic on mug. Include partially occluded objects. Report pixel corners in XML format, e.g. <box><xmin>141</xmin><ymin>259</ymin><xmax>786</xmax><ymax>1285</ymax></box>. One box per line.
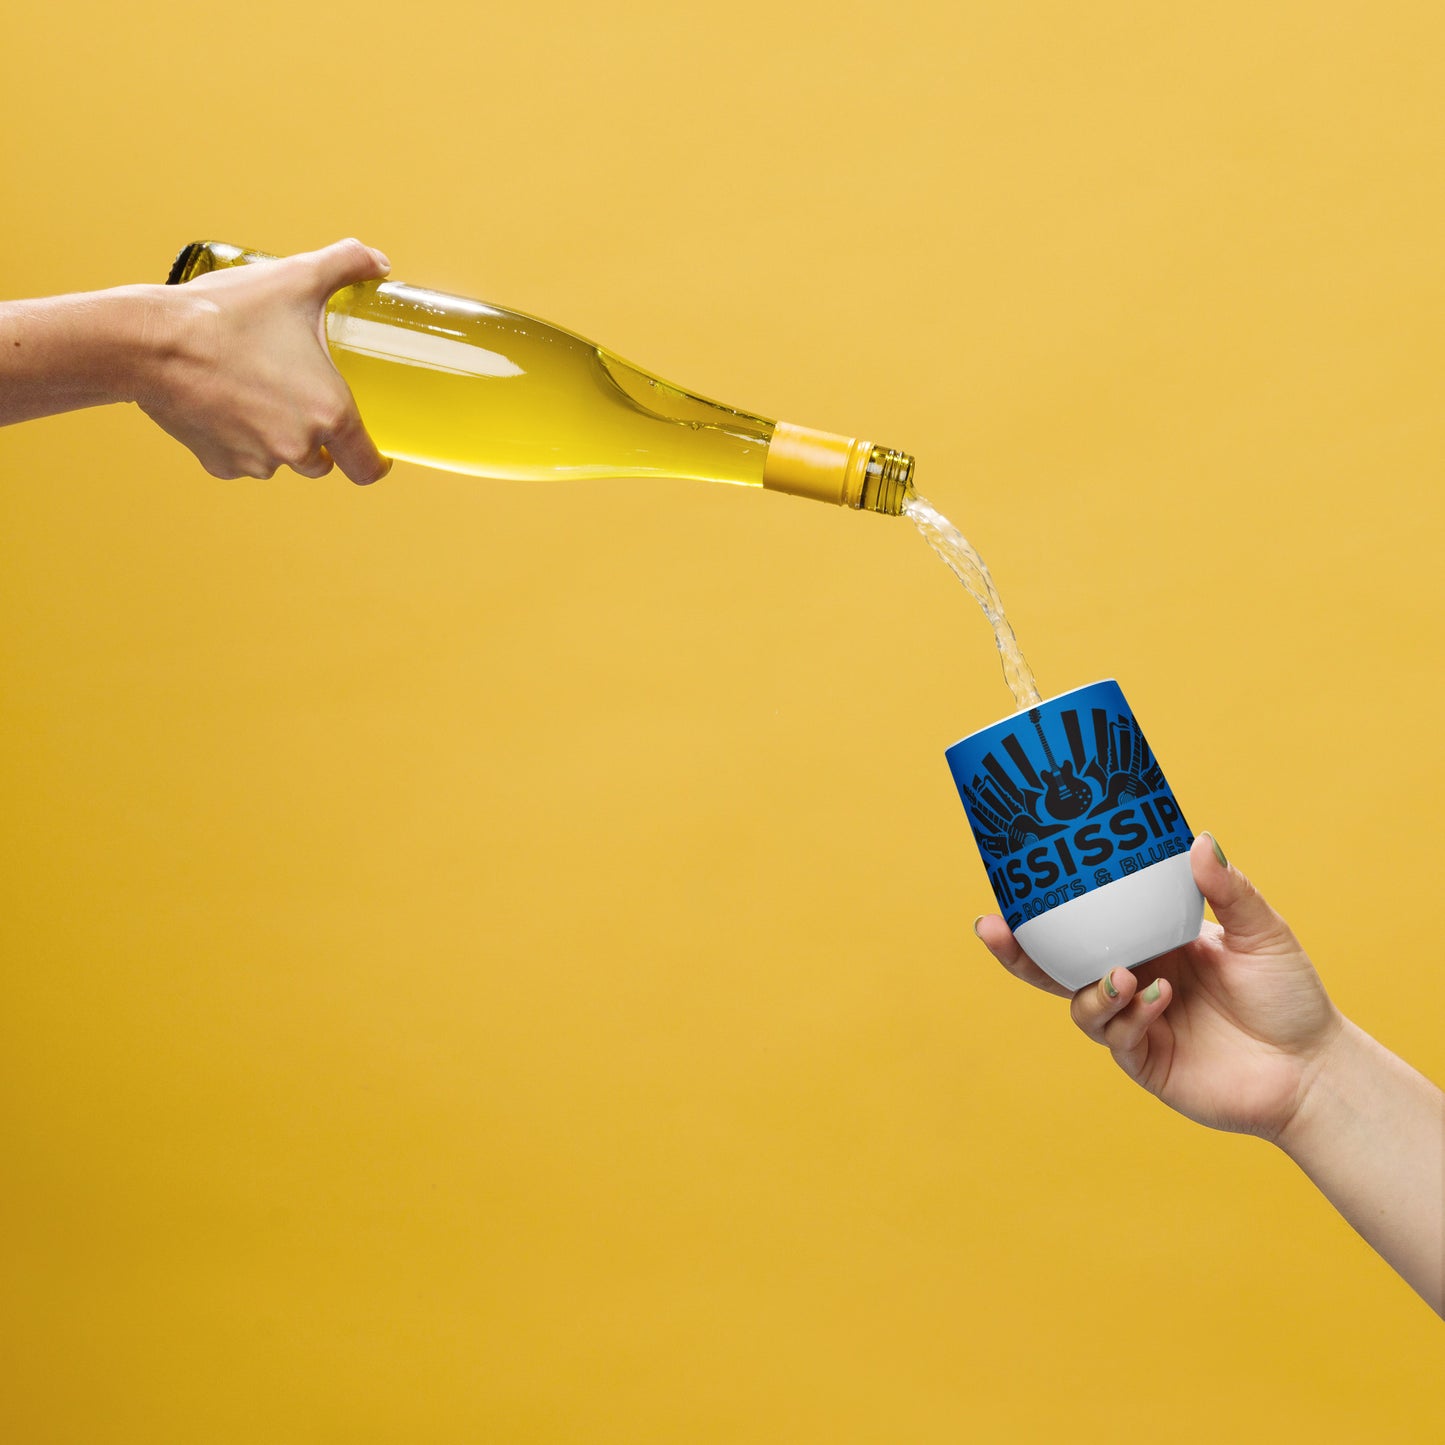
<box><xmin>1030</xmin><ymin>707</ymin><xmax>1095</xmax><ymax>821</ymax></box>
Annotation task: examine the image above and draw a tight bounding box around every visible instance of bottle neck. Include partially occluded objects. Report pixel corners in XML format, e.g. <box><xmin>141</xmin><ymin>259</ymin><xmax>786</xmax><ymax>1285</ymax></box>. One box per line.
<box><xmin>761</xmin><ymin>422</ymin><xmax>914</xmax><ymax>514</ymax></box>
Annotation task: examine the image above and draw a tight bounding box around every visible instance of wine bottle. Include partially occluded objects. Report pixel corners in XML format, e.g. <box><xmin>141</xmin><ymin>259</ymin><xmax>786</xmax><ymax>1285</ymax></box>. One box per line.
<box><xmin>166</xmin><ymin>242</ymin><xmax>915</xmax><ymax>514</ymax></box>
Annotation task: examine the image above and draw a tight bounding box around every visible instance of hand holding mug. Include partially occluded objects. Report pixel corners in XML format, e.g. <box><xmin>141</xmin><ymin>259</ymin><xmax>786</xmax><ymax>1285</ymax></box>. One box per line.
<box><xmin>976</xmin><ymin>834</ymin><xmax>1342</xmax><ymax>1140</ymax></box>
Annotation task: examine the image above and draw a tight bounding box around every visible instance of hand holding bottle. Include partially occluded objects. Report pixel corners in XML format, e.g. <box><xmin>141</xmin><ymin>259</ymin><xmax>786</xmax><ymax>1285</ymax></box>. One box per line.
<box><xmin>6</xmin><ymin>234</ymin><xmax>914</xmax><ymax>505</ymax></box>
<box><xmin>0</xmin><ymin>238</ymin><xmax>392</xmax><ymax>486</ymax></box>
<box><xmin>975</xmin><ymin>833</ymin><xmax>1444</xmax><ymax>1315</ymax></box>
<box><xmin>141</xmin><ymin>238</ymin><xmax>393</xmax><ymax>485</ymax></box>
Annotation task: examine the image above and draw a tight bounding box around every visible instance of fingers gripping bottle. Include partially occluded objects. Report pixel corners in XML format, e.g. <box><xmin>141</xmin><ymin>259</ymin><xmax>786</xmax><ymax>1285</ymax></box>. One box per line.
<box><xmin>167</xmin><ymin>242</ymin><xmax>916</xmax><ymax>514</ymax></box>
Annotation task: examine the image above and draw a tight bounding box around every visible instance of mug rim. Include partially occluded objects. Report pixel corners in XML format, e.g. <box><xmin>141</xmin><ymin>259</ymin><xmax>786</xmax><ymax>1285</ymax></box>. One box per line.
<box><xmin>945</xmin><ymin>677</ymin><xmax>1121</xmax><ymax>754</ymax></box>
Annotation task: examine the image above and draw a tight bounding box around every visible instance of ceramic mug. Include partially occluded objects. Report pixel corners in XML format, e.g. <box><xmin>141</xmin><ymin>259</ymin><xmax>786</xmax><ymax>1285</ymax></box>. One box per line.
<box><xmin>945</xmin><ymin>679</ymin><xmax>1204</xmax><ymax>991</ymax></box>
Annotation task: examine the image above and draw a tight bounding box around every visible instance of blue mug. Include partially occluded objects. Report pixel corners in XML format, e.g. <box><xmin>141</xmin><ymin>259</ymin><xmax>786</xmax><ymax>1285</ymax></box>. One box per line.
<box><xmin>946</xmin><ymin>679</ymin><xmax>1204</xmax><ymax>990</ymax></box>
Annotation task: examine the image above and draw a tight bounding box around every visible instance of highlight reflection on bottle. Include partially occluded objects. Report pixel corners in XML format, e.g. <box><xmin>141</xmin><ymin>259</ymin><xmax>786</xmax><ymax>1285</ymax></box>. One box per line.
<box><xmin>167</xmin><ymin>242</ymin><xmax>915</xmax><ymax>514</ymax></box>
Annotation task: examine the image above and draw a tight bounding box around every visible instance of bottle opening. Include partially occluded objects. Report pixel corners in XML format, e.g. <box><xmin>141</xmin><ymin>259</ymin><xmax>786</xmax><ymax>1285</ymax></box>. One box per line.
<box><xmin>859</xmin><ymin>446</ymin><xmax>914</xmax><ymax>515</ymax></box>
<box><xmin>166</xmin><ymin>242</ymin><xmax>206</xmax><ymax>285</ymax></box>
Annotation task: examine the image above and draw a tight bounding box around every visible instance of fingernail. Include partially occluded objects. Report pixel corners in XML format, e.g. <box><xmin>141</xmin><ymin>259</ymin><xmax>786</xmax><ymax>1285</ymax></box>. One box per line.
<box><xmin>1142</xmin><ymin>980</ymin><xmax>1162</xmax><ymax>1003</ymax></box>
<box><xmin>1101</xmin><ymin>969</ymin><xmax>1119</xmax><ymax>998</ymax></box>
<box><xmin>972</xmin><ymin>915</ymin><xmax>985</xmax><ymax>939</ymax></box>
<box><xmin>374</xmin><ymin>249</ymin><xmax>392</xmax><ymax>272</ymax></box>
<box><xmin>1206</xmin><ymin>832</ymin><xmax>1227</xmax><ymax>868</ymax></box>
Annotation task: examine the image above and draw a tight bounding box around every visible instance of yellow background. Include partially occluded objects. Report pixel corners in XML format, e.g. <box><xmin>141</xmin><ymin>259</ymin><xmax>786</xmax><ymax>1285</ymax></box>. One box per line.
<box><xmin>2</xmin><ymin>1</ymin><xmax>1442</xmax><ymax>1439</ymax></box>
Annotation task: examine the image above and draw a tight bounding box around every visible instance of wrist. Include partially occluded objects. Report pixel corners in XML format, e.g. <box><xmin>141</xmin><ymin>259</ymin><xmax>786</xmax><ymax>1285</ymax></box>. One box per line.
<box><xmin>1272</xmin><ymin>1017</ymin><xmax>1372</xmax><ymax>1163</ymax></box>
<box><xmin>121</xmin><ymin>282</ymin><xmax>218</xmax><ymax>412</ymax></box>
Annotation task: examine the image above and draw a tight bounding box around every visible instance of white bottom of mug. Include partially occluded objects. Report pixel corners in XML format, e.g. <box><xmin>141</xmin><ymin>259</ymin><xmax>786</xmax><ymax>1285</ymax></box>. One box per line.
<box><xmin>1013</xmin><ymin>853</ymin><xmax>1205</xmax><ymax>992</ymax></box>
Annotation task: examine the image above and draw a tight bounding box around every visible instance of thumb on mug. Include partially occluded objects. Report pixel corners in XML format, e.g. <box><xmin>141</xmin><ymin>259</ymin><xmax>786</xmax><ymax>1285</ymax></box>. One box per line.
<box><xmin>1190</xmin><ymin>832</ymin><xmax>1297</xmax><ymax>953</ymax></box>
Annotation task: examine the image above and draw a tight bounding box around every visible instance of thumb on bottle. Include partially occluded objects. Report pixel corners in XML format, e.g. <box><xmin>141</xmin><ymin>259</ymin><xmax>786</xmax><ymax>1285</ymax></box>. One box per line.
<box><xmin>1190</xmin><ymin>832</ymin><xmax>1296</xmax><ymax>953</ymax></box>
<box><xmin>306</xmin><ymin>237</ymin><xmax>391</xmax><ymax>300</ymax></box>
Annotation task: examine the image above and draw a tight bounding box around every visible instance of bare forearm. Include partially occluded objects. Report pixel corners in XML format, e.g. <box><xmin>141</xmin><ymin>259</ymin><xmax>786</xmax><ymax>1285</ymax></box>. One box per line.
<box><xmin>0</xmin><ymin>285</ymin><xmax>176</xmax><ymax>426</ymax></box>
<box><xmin>1278</xmin><ymin>1019</ymin><xmax>1445</xmax><ymax>1315</ymax></box>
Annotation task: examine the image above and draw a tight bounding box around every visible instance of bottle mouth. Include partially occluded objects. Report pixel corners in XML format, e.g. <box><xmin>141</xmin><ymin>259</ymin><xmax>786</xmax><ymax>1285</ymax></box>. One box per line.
<box><xmin>165</xmin><ymin>241</ymin><xmax>255</xmax><ymax>285</ymax></box>
<box><xmin>858</xmin><ymin>445</ymin><xmax>914</xmax><ymax>515</ymax></box>
<box><xmin>166</xmin><ymin>242</ymin><xmax>206</xmax><ymax>285</ymax></box>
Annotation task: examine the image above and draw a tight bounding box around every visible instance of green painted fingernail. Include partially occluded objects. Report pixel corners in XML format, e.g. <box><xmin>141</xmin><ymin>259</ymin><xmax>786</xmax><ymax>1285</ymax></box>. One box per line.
<box><xmin>1142</xmin><ymin>980</ymin><xmax>1162</xmax><ymax>1003</ymax></box>
<box><xmin>1208</xmin><ymin>833</ymin><xmax>1227</xmax><ymax>868</ymax></box>
<box><xmin>1102</xmin><ymin>970</ymin><xmax>1118</xmax><ymax>999</ymax></box>
<box><xmin>972</xmin><ymin>915</ymin><xmax>985</xmax><ymax>938</ymax></box>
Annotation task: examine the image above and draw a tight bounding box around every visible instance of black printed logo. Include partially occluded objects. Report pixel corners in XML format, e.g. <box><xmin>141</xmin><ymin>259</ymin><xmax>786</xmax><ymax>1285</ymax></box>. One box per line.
<box><xmin>947</xmin><ymin>683</ymin><xmax>1194</xmax><ymax>927</ymax></box>
<box><xmin>959</xmin><ymin>704</ymin><xmax>1167</xmax><ymax>862</ymax></box>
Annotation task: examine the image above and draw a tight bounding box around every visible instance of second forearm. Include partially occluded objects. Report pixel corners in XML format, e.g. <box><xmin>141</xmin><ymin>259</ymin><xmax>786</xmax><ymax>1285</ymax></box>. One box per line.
<box><xmin>1277</xmin><ymin>1018</ymin><xmax>1445</xmax><ymax>1315</ymax></box>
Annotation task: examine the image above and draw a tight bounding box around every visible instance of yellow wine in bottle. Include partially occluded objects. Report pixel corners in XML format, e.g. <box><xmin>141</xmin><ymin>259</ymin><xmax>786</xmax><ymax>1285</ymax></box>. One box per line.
<box><xmin>167</xmin><ymin>242</ymin><xmax>915</xmax><ymax>514</ymax></box>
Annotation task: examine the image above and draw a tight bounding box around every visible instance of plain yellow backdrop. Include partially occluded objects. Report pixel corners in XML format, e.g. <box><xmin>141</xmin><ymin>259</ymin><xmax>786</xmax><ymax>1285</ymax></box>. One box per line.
<box><xmin>2</xmin><ymin>1</ymin><xmax>1442</xmax><ymax>1439</ymax></box>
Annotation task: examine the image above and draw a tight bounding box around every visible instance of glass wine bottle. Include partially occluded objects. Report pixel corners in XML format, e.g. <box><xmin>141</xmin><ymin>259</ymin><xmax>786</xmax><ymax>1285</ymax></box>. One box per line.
<box><xmin>167</xmin><ymin>242</ymin><xmax>915</xmax><ymax>514</ymax></box>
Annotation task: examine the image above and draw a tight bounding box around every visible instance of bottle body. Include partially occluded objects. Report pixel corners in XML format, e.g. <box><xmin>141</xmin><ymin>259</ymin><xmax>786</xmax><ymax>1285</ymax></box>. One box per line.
<box><xmin>329</xmin><ymin>271</ymin><xmax>776</xmax><ymax>486</ymax></box>
<box><xmin>167</xmin><ymin>242</ymin><xmax>914</xmax><ymax>512</ymax></box>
